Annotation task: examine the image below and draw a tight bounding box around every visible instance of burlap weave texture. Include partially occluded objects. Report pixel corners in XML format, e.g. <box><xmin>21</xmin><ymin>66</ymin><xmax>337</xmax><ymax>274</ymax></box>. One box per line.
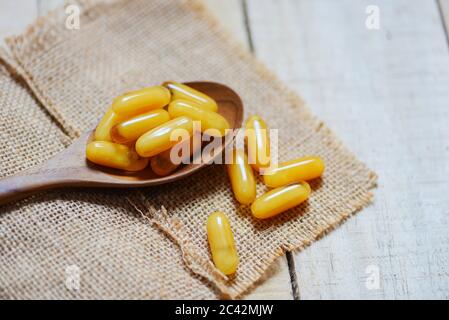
<box><xmin>1</xmin><ymin>0</ymin><xmax>376</xmax><ymax>298</ymax></box>
<box><xmin>0</xmin><ymin>53</ymin><xmax>218</xmax><ymax>299</ymax></box>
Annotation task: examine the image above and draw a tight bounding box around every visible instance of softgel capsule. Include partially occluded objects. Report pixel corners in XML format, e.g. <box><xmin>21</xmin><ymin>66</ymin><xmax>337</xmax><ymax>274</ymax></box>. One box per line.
<box><xmin>112</xmin><ymin>85</ymin><xmax>171</xmax><ymax>118</ymax></box>
<box><xmin>263</xmin><ymin>156</ymin><xmax>325</xmax><ymax>188</ymax></box>
<box><xmin>86</xmin><ymin>141</ymin><xmax>149</xmax><ymax>172</ymax></box>
<box><xmin>164</xmin><ymin>81</ymin><xmax>218</xmax><ymax>112</ymax></box>
<box><xmin>207</xmin><ymin>211</ymin><xmax>239</xmax><ymax>275</ymax></box>
<box><xmin>168</xmin><ymin>100</ymin><xmax>230</xmax><ymax>137</ymax></box>
<box><xmin>251</xmin><ymin>182</ymin><xmax>311</xmax><ymax>219</ymax></box>
<box><xmin>111</xmin><ymin>109</ymin><xmax>170</xmax><ymax>144</ymax></box>
<box><xmin>227</xmin><ymin>149</ymin><xmax>256</xmax><ymax>205</ymax></box>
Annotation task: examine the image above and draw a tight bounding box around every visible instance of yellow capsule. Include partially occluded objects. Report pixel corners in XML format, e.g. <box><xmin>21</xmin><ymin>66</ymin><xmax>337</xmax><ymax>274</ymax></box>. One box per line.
<box><xmin>95</xmin><ymin>107</ymin><xmax>123</xmax><ymax>142</ymax></box>
<box><xmin>227</xmin><ymin>149</ymin><xmax>256</xmax><ymax>205</ymax></box>
<box><xmin>251</xmin><ymin>182</ymin><xmax>311</xmax><ymax>219</ymax></box>
<box><xmin>245</xmin><ymin>115</ymin><xmax>270</xmax><ymax>171</ymax></box>
<box><xmin>263</xmin><ymin>156</ymin><xmax>325</xmax><ymax>188</ymax></box>
<box><xmin>168</xmin><ymin>100</ymin><xmax>230</xmax><ymax>137</ymax></box>
<box><xmin>164</xmin><ymin>81</ymin><xmax>218</xmax><ymax>112</ymax></box>
<box><xmin>136</xmin><ymin>116</ymin><xmax>194</xmax><ymax>158</ymax></box>
<box><xmin>111</xmin><ymin>109</ymin><xmax>170</xmax><ymax>144</ymax></box>
<box><xmin>150</xmin><ymin>137</ymin><xmax>201</xmax><ymax>176</ymax></box>
<box><xmin>112</xmin><ymin>86</ymin><xmax>171</xmax><ymax>118</ymax></box>
<box><xmin>207</xmin><ymin>211</ymin><xmax>239</xmax><ymax>275</ymax></box>
<box><xmin>86</xmin><ymin>141</ymin><xmax>149</xmax><ymax>171</ymax></box>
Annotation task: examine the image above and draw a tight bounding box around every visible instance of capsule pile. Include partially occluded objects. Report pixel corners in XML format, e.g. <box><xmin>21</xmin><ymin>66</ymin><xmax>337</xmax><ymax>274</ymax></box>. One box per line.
<box><xmin>214</xmin><ymin>115</ymin><xmax>324</xmax><ymax>274</ymax></box>
<box><xmin>86</xmin><ymin>83</ymin><xmax>325</xmax><ymax>276</ymax></box>
<box><xmin>86</xmin><ymin>82</ymin><xmax>230</xmax><ymax>175</ymax></box>
<box><xmin>226</xmin><ymin>115</ymin><xmax>325</xmax><ymax>219</ymax></box>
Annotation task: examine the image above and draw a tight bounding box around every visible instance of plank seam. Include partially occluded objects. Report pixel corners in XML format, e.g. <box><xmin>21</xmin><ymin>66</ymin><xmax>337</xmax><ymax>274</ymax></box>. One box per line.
<box><xmin>242</xmin><ymin>0</ymin><xmax>255</xmax><ymax>52</ymax></box>
<box><xmin>286</xmin><ymin>252</ymin><xmax>300</xmax><ymax>300</ymax></box>
<box><xmin>437</xmin><ymin>0</ymin><xmax>449</xmax><ymax>50</ymax></box>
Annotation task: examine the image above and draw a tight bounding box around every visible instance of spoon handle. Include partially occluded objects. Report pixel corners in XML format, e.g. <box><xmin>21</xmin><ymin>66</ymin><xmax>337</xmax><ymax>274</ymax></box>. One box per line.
<box><xmin>0</xmin><ymin>171</ymin><xmax>65</xmax><ymax>206</ymax></box>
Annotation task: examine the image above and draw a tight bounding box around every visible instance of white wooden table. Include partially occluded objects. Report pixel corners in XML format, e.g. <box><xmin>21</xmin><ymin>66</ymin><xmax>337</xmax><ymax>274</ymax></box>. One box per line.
<box><xmin>1</xmin><ymin>0</ymin><xmax>448</xmax><ymax>300</ymax></box>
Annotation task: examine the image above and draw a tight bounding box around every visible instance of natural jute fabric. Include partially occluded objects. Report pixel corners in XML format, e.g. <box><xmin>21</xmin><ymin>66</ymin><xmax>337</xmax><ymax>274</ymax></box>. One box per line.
<box><xmin>0</xmin><ymin>52</ymin><xmax>219</xmax><ymax>299</ymax></box>
<box><xmin>0</xmin><ymin>0</ymin><xmax>377</xmax><ymax>299</ymax></box>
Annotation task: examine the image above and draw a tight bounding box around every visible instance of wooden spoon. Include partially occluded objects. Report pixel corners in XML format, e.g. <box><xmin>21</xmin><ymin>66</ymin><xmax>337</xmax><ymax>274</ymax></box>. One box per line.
<box><xmin>0</xmin><ymin>82</ymin><xmax>244</xmax><ymax>206</ymax></box>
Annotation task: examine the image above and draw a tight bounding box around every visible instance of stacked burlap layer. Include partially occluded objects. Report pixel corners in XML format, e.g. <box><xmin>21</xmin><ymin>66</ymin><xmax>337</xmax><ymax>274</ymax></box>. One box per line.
<box><xmin>0</xmin><ymin>0</ymin><xmax>376</xmax><ymax>298</ymax></box>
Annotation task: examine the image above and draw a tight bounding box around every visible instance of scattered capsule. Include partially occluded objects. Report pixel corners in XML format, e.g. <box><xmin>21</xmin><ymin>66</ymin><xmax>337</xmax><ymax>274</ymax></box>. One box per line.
<box><xmin>227</xmin><ymin>149</ymin><xmax>256</xmax><ymax>205</ymax></box>
<box><xmin>168</xmin><ymin>100</ymin><xmax>230</xmax><ymax>137</ymax></box>
<box><xmin>112</xmin><ymin>85</ymin><xmax>171</xmax><ymax>118</ymax></box>
<box><xmin>251</xmin><ymin>182</ymin><xmax>311</xmax><ymax>219</ymax></box>
<box><xmin>111</xmin><ymin>109</ymin><xmax>170</xmax><ymax>144</ymax></box>
<box><xmin>207</xmin><ymin>211</ymin><xmax>239</xmax><ymax>275</ymax></box>
<box><xmin>86</xmin><ymin>141</ymin><xmax>149</xmax><ymax>171</ymax></box>
<box><xmin>136</xmin><ymin>116</ymin><xmax>194</xmax><ymax>158</ymax></box>
<box><xmin>164</xmin><ymin>81</ymin><xmax>218</xmax><ymax>112</ymax></box>
<box><xmin>245</xmin><ymin>115</ymin><xmax>270</xmax><ymax>171</ymax></box>
<box><xmin>263</xmin><ymin>156</ymin><xmax>325</xmax><ymax>188</ymax></box>
<box><xmin>94</xmin><ymin>107</ymin><xmax>123</xmax><ymax>142</ymax></box>
<box><xmin>150</xmin><ymin>137</ymin><xmax>201</xmax><ymax>176</ymax></box>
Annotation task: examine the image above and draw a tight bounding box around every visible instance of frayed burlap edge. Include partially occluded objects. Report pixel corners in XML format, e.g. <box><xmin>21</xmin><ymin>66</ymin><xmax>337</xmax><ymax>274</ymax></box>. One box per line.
<box><xmin>4</xmin><ymin>0</ymin><xmax>122</xmax><ymax>139</ymax></box>
<box><xmin>3</xmin><ymin>0</ymin><xmax>378</xmax><ymax>299</ymax></box>
<box><xmin>0</xmin><ymin>48</ymin><xmax>74</xmax><ymax>146</ymax></box>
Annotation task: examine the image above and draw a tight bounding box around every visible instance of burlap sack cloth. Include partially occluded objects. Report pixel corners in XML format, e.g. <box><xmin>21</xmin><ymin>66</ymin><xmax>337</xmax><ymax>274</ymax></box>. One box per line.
<box><xmin>0</xmin><ymin>0</ymin><xmax>377</xmax><ymax>299</ymax></box>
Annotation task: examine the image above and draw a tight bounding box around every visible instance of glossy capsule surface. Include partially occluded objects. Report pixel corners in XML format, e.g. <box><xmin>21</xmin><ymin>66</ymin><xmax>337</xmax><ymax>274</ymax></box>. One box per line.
<box><xmin>164</xmin><ymin>81</ymin><xmax>218</xmax><ymax>112</ymax></box>
<box><xmin>86</xmin><ymin>141</ymin><xmax>149</xmax><ymax>171</ymax></box>
<box><xmin>150</xmin><ymin>137</ymin><xmax>201</xmax><ymax>176</ymax></box>
<box><xmin>251</xmin><ymin>182</ymin><xmax>311</xmax><ymax>219</ymax></box>
<box><xmin>136</xmin><ymin>116</ymin><xmax>194</xmax><ymax>158</ymax></box>
<box><xmin>227</xmin><ymin>149</ymin><xmax>256</xmax><ymax>205</ymax></box>
<box><xmin>207</xmin><ymin>211</ymin><xmax>239</xmax><ymax>275</ymax></box>
<box><xmin>245</xmin><ymin>115</ymin><xmax>270</xmax><ymax>171</ymax></box>
<box><xmin>111</xmin><ymin>109</ymin><xmax>170</xmax><ymax>143</ymax></box>
<box><xmin>95</xmin><ymin>107</ymin><xmax>123</xmax><ymax>142</ymax></box>
<box><xmin>168</xmin><ymin>100</ymin><xmax>230</xmax><ymax>137</ymax></box>
<box><xmin>112</xmin><ymin>86</ymin><xmax>171</xmax><ymax>118</ymax></box>
<box><xmin>263</xmin><ymin>156</ymin><xmax>325</xmax><ymax>188</ymax></box>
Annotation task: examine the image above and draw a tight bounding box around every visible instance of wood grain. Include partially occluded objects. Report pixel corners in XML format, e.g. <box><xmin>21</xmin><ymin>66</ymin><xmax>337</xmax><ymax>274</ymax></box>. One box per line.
<box><xmin>247</xmin><ymin>0</ymin><xmax>449</xmax><ymax>299</ymax></box>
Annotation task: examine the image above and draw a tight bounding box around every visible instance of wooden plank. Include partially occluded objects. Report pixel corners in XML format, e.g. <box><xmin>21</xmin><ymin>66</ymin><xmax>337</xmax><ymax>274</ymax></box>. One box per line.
<box><xmin>204</xmin><ymin>0</ymin><xmax>293</xmax><ymax>299</ymax></box>
<box><xmin>0</xmin><ymin>0</ymin><xmax>37</xmax><ymax>44</ymax></box>
<box><xmin>247</xmin><ymin>0</ymin><xmax>449</xmax><ymax>299</ymax></box>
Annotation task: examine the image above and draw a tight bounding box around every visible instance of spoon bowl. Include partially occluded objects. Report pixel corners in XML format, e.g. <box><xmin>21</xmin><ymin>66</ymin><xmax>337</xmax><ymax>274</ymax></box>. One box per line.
<box><xmin>0</xmin><ymin>82</ymin><xmax>243</xmax><ymax>205</ymax></box>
